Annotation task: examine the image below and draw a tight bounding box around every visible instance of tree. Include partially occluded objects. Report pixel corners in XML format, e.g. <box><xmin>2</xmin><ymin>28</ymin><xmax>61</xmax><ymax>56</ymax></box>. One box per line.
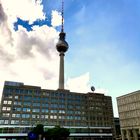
<box><xmin>32</xmin><ymin>124</ymin><xmax>44</xmax><ymax>135</ymax></box>
<box><xmin>28</xmin><ymin>124</ymin><xmax>70</xmax><ymax>140</ymax></box>
<box><xmin>44</xmin><ymin>125</ymin><xmax>70</xmax><ymax>140</ymax></box>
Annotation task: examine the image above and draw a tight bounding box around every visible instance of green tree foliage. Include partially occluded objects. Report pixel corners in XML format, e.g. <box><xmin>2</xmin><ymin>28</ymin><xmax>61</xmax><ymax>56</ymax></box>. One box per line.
<box><xmin>29</xmin><ymin>125</ymin><xmax>70</xmax><ymax>140</ymax></box>
<box><xmin>44</xmin><ymin>125</ymin><xmax>70</xmax><ymax>140</ymax></box>
<box><xmin>32</xmin><ymin>124</ymin><xmax>44</xmax><ymax>135</ymax></box>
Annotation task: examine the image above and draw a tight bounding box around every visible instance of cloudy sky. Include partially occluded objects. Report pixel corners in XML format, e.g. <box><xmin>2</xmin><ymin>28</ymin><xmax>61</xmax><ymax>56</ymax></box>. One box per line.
<box><xmin>0</xmin><ymin>0</ymin><xmax>140</xmax><ymax>117</ymax></box>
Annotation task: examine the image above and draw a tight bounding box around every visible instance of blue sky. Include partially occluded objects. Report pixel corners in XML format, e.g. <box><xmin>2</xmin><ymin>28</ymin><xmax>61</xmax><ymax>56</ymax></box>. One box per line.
<box><xmin>62</xmin><ymin>0</ymin><xmax>140</xmax><ymax>116</ymax></box>
<box><xmin>1</xmin><ymin>0</ymin><xmax>140</xmax><ymax>117</ymax></box>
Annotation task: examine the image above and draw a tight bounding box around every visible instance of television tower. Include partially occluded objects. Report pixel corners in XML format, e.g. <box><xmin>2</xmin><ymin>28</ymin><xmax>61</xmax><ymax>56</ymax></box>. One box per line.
<box><xmin>56</xmin><ymin>0</ymin><xmax>69</xmax><ymax>89</ymax></box>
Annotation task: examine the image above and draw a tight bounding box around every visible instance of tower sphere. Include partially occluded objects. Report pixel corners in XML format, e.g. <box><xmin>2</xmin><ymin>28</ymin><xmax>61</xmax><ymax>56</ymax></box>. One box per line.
<box><xmin>56</xmin><ymin>32</ymin><xmax>69</xmax><ymax>53</ymax></box>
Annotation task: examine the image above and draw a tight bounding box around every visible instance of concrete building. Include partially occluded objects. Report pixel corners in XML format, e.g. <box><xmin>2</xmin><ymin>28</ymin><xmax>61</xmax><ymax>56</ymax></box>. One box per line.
<box><xmin>117</xmin><ymin>90</ymin><xmax>140</xmax><ymax>140</ymax></box>
<box><xmin>0</xmin><ymin>81</ymin><xmax>115</xmax><ymax>139</ymax></box>
<box><xmin>114</xmin><ymin>117</ymin><xmax>121</xmax><ymax>139</ymax></box>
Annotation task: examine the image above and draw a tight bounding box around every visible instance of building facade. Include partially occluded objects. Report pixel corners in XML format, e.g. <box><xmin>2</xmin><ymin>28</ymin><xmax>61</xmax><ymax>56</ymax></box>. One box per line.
<box><xmin>114</xmin><ymin>117</ymin><xmax>121</xmax><ymax>139</ymax></box>
<box><xmin>117</xmin><ymin>90</ymin><xmax>140</xmax><ymax>140</ymax></box>
<box><xmin>0</xmin><ymin>81</ymin><xmax>115</xmax><ymax>140</ymax></box>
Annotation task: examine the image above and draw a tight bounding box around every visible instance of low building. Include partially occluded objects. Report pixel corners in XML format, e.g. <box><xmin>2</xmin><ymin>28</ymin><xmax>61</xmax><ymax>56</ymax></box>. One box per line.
<box><xmin>0</xmin><ymin>81</ymin><xmax>115</xmax><ymax>140</ymax></box>
<box><xmin>117</xmin><ymin>90</ymin><xmax>140</xmax><ymax>140</ymax></box>
<box><xmin>114</xmin><ymin>117</ymin><xmax>121</xmax><ymax>139</ymax></box>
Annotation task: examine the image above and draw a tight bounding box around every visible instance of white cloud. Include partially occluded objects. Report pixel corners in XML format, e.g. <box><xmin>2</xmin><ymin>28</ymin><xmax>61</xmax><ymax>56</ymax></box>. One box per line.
<box><xmin>66</xmin><ymin>72</ymin><xmax>90</xmax><ymax>93</ymax></box>
<box><xmin>51</xmin><ymin>10</ymin><xmax>62</xmax><ymax>27</ymax></box>
<box><xmin>1</xmin><ymin>0</ymin><xmax>45</xmax><ymax>24</ymax></box>
<box><xmin>66</xmin><ymin>72</ymin><xmax>107</xmax><ymax>94</ymax></box>
<box><xmin>0</xmin><ymin>1</ymin><xmax>61</xmax><ymax>98</ymax></box>
<box><xmin>0</xmin><ymin>0</ymin><xmax>93</xmax><ymax>100</ymax></box>
<box><xmin>95</xmin><ymin>88</ymin><xmax>107</xmax><ymax>94</ymax></box>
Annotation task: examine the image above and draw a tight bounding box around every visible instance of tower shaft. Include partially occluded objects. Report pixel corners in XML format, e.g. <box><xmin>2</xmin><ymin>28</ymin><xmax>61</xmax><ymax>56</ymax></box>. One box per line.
<box><xmin>59</xmin><ymin>52</ymin><xmax>65</xmax><ymax>89</ymax></box>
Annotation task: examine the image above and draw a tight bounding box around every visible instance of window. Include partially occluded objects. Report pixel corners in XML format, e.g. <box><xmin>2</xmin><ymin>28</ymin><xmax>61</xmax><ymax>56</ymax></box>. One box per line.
<box><xmin>3</xmin><ymin>100</ymin><xmax>7</xmax><ymax>104</ymax></box>
<box><xmin>42</xmin><ymin>103</ymin><xmax>49</xmax><ymax>107</ymax></box>
<box><xmin>8</xmin><ymin>101</ymin><xmax>12</xmax><ymax>104</ymax></box>
<box><xmin>24</xmin><ymin>96</ymin><xmax>32</xmax><ymax>100</ymax></box>
<box><xmin>23</xmin><ymin>102</ymin><xmax>31</xmax><ymax>106</ymax></box>
<box><xmin>14</xmin><ymin>101</ymin><xmax>21</xmax><ymax>105</ymax></box>
<box><xmin>3</xmin><ymin>100</ymin><xmax>12</xmax><ymax>104</ymax></box>
<box><xmin>32</xmin><ymin>115</ymin><xmax>39</xmax><ymax>118</ymax></box>
<box><xmin>42</xmin><ymin>109</ymin><xmax>48</xmax><ymax>113</ymax></box>
<box><xmin>3</xmin><ymin>113</ymin><xmax>10</xmax><ymax>117</ymax></box>
<box><xmin>0</xmin><ymin>120</ymin><xmax>4</xmax><ymax>124</ymax></box>
<box><xmin>23</xmin><ymin>108</ymin><xmax>31</xmax><ymax>112</ymax></box>
<box><xmin>2</xmin><ymin>107</ymin><xmax>11</xmax><ymax>111</ymax></box>
<box><xmin>11</xmin><ymin>120</ymin><xmax>19</xmax><ymax>124</ymax></box>
<box><xmin>32</xmin><ymin>109</ymin><xmax>40</xmax><ymax>112</ymax></box>
<box><xmin>33</xmin><ymin>103</ymin><xmax>40</xmax><ymax>106</ymax></box>
<box><xmin>15</xmin><ymin>96</ymin><xmax>18</xmax><ymax>99</ymax></box>
<box><xmin>4</xmin><ymin>120</ymin><xmax>9</xmax><ymax>124</ymax></box>
<box><xmin>41</xmin><ymin>115</ymin><xmax>45</xmax><ymax>119</ymax></box>
<box><xmin>16</xmin><ymin>108</ymin><xmax>21</xmax><ymax>111</ymax></box>
<box><xmin>22</xmin><ymin>114</ymin><xmax>30</xmax><ymax>118</ymax></box>
<box><xmin>59</xmin><ymin>110</ymin><xmax>65</xmax><ymax>114</ymax></box>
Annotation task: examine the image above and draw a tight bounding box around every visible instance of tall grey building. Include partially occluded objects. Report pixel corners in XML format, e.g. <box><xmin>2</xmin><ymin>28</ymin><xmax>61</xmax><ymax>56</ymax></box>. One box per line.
<box><xmin>0</xmin><ymin>81</ymin><xmax>115</xmax><ymax>139</ymax></box>
<box><xmin>117</xmin><ymin>90</ymin><xmax>140</xmax><ymax>140</ymax></box>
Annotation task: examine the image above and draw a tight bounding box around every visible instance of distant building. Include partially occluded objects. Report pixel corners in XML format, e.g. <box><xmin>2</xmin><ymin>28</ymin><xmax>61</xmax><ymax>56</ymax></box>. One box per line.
<box><xmin>114</xmin><ymin>117</ymin><xmax>121</xmax><ymax>139</ymax></box>
<box><xmin>117</xmin><ymin>90</ymin><xmax>140</xmax><ymax>140</ymax></box>
<box><xmin>0</xmin><ymin>81</ymin><xmax>115</xmax><ymax>140</ymax></box>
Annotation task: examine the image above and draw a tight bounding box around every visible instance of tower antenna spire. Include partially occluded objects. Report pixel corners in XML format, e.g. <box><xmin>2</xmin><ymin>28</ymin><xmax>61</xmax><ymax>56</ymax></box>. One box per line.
<box><xmin>61</xmin><ymin>0</ymin><xmax>64</xmax><ymax>32</ymax></box>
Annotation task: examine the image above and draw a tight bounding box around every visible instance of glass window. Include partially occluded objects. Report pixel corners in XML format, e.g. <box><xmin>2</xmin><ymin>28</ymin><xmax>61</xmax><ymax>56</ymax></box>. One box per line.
<box><xmin>32</xmin><ymin>109</ymin><xmax>40</xmax><ymax>112</ymax></box>
<box><xmin>23</xmin><ymin>108</ymin><xmax>31</xmax><ymax>112</ymax></box>
<box><xmin>22</xmin><ymin>114</ymin><xmax>30</xmax><ymax>118</ymax></box>
<box><xmin>12</xmin><ymin>114</ymin><xmax>16</xmax><ymax>117</ymax></box>
<box><xmin>16</xmin><ymin>108</ymin><xmax>21</xmax><ymax>111</ymax></box>
<box><xmin>3</xmin><ymin>113</ymin><xmax>10</xmax><ymax>117</ymax></box>
<box><xmin>42</xmin><ymin>109</ymin><xmax>48</xmax><ymax>113</ymax></box>
<box><xmin>0</xmin><ymin>120</ymin><xmax>4</xmax><ymax>124</ymax></box>
<box><xmin>15</xmin><ymin>89</ymin><xmax>20</xmax><ymax>94</ymax></box>
<box><xmin>14</xmin><ymin>101</ymin><xmax>21</xmax><ymax>105</ymax></box>
<box><xmin>2</xmin><ymin>107</ymin><xmax>11</xmax><ymax>111</ymax></box>
<box><xmin>4</xmin><ymin>120</ymin><xmax>9</xmax><ymax>124</ymax></box>
<box><xmin>15</xmin><ymin>96</ymin><xmax>18</xmax><ymax>99</ymax></box>
<box><xmin>24</xmin><ymin>96</ymin><xmax>32</xmax><ymax>100</ymax></box>
<box><xmin>8</xmin><ymin>101</ymin><xmax>12</xmax><ymax>104</ymax></box>
<box><xmin>23</xmin><ymin>102</ymin><xmax>31</xmax><ymax>106</ymax></box>
<box><xmin>33</xmin><ymin>103</ymin><xmax>40</xmax><ymax>106</ymax></box>
<box><xmin>2</xmin><ymin>107</ymin><xmax>6</xmax><ymax>111</ymax></box>
<box><xmin>16</xmin><ymin>114</ymin><xmax>20</xmax><ymax>118</ymax></box>
<box><xmin>3</xmin><ymin>100</ymin><xmax>7</xmax><ymax>104</ymax></box>
<box><xmin>42</xmin><ymin>103</ymin><xmax>49</xmax><ymax>107</ymax></box>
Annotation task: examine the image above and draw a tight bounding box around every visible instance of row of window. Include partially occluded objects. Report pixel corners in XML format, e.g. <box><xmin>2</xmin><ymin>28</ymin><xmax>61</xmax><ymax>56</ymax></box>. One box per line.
<box><xmin>4</xmin><ymin>88</ymin><xmax>40</xmax><ymax>95</ymax></box>
<box><xmin>0</xmin><ymin>119</ymin><xmax>87</xmax><ymax>126</ymax></box>
<box><xmin>4</xmin><ymin>89</ymin><xmax>86</xmax><ymax>100</ymax></box>
<box><xmin>12</xmin><ymin>103</ymin><xmax>83</xmax><ymax>110</ymax></box>
<box><xmin>2</xmin><ymin>113</ymin><xmax>85</xmax><ymax>120</ymax></box>
<box><xmin>2</xmin><ymin>107</ymin><xmax>84</xmax><ymax>115</ymax></box>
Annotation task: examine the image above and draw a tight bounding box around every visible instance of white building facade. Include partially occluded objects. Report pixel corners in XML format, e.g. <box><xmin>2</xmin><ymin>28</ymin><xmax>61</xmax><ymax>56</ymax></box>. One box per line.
<box><xmin>117</xmin><ymin>90</ymin><xmax>140</xmax><ymax>140</ymax></box>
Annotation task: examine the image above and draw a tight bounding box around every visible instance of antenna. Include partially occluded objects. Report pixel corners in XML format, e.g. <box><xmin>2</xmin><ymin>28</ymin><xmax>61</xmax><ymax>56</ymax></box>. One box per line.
<box><xmin>61</xmin><ymin>0</ymin><xmax>64</xmax><ymax>32</ymax></box>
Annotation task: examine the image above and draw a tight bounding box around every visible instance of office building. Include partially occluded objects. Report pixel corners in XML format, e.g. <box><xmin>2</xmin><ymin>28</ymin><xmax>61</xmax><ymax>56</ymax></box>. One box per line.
<box><xmin>0</xmin><ymin>81</ymin><xmax>115</xmax><ymax>139</ymax></box>
<box><xmin>117</xmin><ymin>90</ymin><xmax>140</xmax><ymax>140</ymax></box>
